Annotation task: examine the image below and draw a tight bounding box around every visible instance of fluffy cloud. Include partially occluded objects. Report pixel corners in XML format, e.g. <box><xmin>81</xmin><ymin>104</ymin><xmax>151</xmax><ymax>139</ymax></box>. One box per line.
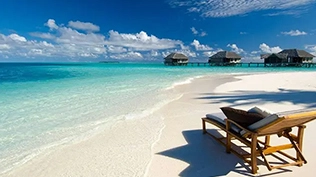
<box><xmin>259</xmin><ymin>43</ymin><xmax>282</xmax><ymax>53</ymax></box>
<box><xmin>55</xmin><ymin>27</ymin><xmax>105</xmax><ymax>45</ymax></box>
<box><xmin>107</xmin><ymin>45</ymin><xmax>127</xmax><ymax>53</ymax></box>
<box><xmin>179</xmin><ymin>50</ymin><xmax>197</xmax><ymax>57</ymax></box>
<box><xmin>281</xmin><ymin>30</ymin><xmax>307</xmax><ymax>36</ymax></box>
<box><xmin>0</xmin><ymin>33</ymin><xmax>56</xmax><ymax>57</ymax></box>
<box><xmin>191</xmin><ymin>40</ymin><xmax>212</xmax><ymax>51</ymax></box>
<box><xmin>105</xmin><ymin>30</ymin><xmax>182</xmax><ymax>51</ymax></box>
<box><xmin>45</xmin><ymin>19</ymin><xmax>58</xmax><ymax>30</ymax></box>
<box><xmin>169</xmin><ymin>0</ymin><xmax>315</xmax><ymax>17</ymax></box>
<box><xmin>0</xmin><ymin>19</ymin><xmax>188</xmax><ymax>60</ymax></box>
<box><xmin>68</xmin><ymin>21</ymin><xmax>100</xmax><ymax>32</ymax></box>
<box><xmin>8</xmin><ymin>34</ymin><xmax>27</xmax><ymax>42</ymax></box>
<box><xmin>109</xmin><ymin>52</ymin><xmax>143</xmax><ymax>60</ymax></box>
<box><xmin>227</xmin><ymin>44</ymin><xmax>244</xmax><ymax>54</ymax></box>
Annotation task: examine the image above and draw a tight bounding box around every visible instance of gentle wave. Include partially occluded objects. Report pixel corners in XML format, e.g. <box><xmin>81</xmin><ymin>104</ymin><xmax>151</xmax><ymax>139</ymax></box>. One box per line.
<box><xmin>1</xmin><ymin>62</ymin><xmax>315</xmax><ymax>174</ymax></box>
<box><xmin>165</xmin><ymin>75</ymin><xmax>204</xmax><ymax>90</ymax></box>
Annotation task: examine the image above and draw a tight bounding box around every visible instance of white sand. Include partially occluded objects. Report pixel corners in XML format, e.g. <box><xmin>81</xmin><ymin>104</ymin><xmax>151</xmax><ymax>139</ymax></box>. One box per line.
<box><xmin>5</xmin><ymin>71</ymin><xmax>316</xmax><ymax>177</ymax></box>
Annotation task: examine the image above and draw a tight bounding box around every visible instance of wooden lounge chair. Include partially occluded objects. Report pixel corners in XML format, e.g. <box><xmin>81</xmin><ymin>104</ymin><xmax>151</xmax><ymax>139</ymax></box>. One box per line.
<box><xmin>202</xmin><ymin>108</ymin><xmax>316</xmax><ymax>174</ymax></box>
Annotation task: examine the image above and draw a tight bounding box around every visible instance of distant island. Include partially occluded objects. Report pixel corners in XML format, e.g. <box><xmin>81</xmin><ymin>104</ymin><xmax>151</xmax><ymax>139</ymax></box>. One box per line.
<box><xmin>99</xmin><ymin>61</ymin><xmax>120</xmax><ymax>63</ymax></box>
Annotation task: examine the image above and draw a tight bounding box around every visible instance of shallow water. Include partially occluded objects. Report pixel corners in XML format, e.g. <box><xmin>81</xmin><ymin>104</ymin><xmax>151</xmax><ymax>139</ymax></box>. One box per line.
<box><xmin>0</xmin><ymin>62</ymin><xmax>315</xmax><ymax>173</ymax></box>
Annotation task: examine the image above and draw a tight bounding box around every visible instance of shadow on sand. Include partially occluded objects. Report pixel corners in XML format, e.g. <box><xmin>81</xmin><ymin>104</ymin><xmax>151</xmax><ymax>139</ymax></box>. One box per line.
<box><xmin>158</xmin><ymin>130</ymin><xmax>291</xmax><ymax>177</ymax></box>
<box><xmin>196</xmin><ymin>88</ymin><xmax>316</xmax><ymax>108</ymax></box>
<box><xmin>157</xmin><ymin>88</ymin><xmax>316</xmax><ymax>176</ymax></box>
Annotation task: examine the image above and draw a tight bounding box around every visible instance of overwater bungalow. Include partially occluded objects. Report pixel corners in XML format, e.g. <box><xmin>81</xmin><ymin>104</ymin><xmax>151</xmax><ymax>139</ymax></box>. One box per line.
<box><xmin>260</xmin><ymin>53</ymin><xmax>288</xmax><ymax>66</ymax></box>
<box><xmin>208</xmin><ymin>51</ymin><xmax>241</xmax><ymax>66</ymax></box>
<box><xmin>262</xmin><ymin>49</ymin><xmax>315</xmax><ymax>67</ymax></box>
<box><xmin>164</xmin><ymin>53</ymin><xmax>189</xmax><ymax>66</ymax></box>
<box><xmin>279</xmin><ymin>49</ymin><xmax>314</xmax><ymax>64</ymax></box>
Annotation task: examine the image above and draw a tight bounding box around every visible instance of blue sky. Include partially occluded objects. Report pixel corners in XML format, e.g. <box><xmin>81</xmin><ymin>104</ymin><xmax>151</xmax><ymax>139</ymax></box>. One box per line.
<box><xmin>0</xmin><ymin>0</ymin><xmax>316</xmax><ymax>62</ymax></box>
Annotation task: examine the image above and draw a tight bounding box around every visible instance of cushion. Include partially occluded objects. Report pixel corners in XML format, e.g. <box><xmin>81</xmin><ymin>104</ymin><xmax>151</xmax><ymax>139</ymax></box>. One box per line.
<box><xmin>206</xmin><ymin>112</ymin><xmax>242</xmax><ymax>133</ymax></box>
<box><xmin>247</xmin><ymin>114</ymin><xmax>279</xmax><ymax>131</ymax></box>
<box><xmin>220</xmin><ymin>107</ymin><xmax>265</xmax><ymax>127</ymax></box>
<box><xmin>247</xmin><ymin>106</ymin><xmax>272</xmax><ymax>117</ymax></box>
<box><xmin>240</xmin><ymin>114</ymin><xmax>280</xmax><ymax>136</ymax></box>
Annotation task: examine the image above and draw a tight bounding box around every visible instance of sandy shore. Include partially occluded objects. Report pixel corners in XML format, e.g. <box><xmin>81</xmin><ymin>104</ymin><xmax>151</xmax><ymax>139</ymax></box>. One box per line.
<box><xmin>5</xmin><ymin>71</ymin><xmax>316</xmax><ymax>177</ymax></box>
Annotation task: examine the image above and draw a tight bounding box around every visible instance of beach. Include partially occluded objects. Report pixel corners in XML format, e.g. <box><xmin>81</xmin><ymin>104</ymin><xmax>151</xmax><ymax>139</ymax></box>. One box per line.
<box><xmin>147</xmin><ymin>71</ymin><xmax>316</xmax><ymax>177</ymax></box>
<box><xmin>3</xmin><ymin>71</ymin><xmax>316</xmax><ymax>177</ymax></box>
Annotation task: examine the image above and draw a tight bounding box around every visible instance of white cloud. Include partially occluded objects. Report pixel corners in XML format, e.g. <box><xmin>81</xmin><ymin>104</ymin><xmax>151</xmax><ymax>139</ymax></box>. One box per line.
<box><xmin>45</xmin><ymin>19</ymin><xmax>58</xmax><ymax>30</ymax></box>
<box><xmin>259</xmin><ymin>43</ymin><xmax>282</xmax><ymax>53</ymax></box>
<box><xmin>190</xmin><ymin>27</ymin><xmax>198</xmax><ymax>35</ymax></box>
<box><xmin>109</xmin><ymin>51</ymin><xmax>143</xmax><ymax>60</ymax></box>
<box><xmin>265</xmin><ymin>9</ymin><xmax>307</xmax><ymax>16</ymax></box>
<box><xmin>30</xmin><ymin>32</ymin><xmax>56</xmax><ymax>39</ymax></box>
<box><xmin>0</xmin><ymin>44</ymin><xmax>10</xmax><ymax>49</ymax></box>
<box><xmin>0</xmin><ymin>19</ymin><xmax>187</xmax><ymax>60</ymax></box>
<box><xmin>169</xmin><ymin>0</ymin><xmax>315</xmax><ymax>17</ymax></box>
<box><xmin>191</xmin><ymin>39</ymin><xmax>212</xmax><ymax>51</ymax></box>
<box><xmin>181</xmin><ymin>50</ymin><xmax>197</xmax><ymax>57</ymax></box>
<box><xmin>150</xmin><ymin>50</ymin><xmax>159</xmax><ymax>56</ymax></box>
<box><xmin>281</xmin><ymin>30</ymin><xmax>307</xmax><ymax>36</ymax></box>
<box><xmin>190</xmin><ymin>27</ymin><xmax>207</xmax><ymax>36</ymax></box>
<box><xmin>180</xmin><ymin>44</ymin><xmax>190</xmax><ymax>50</ymax></box>
<box><xmin>68</xmin><ymin>21</ymin><xmax>100</xmax><ymax>32</ymax></box>
<box><xmin>240</xmin><ymin>32</ymin><xmax>247</xmax><ymax>35</ymax></box>
<box><xmin>56</xmin><ymin>26</ymin><xmax>105</xmax><ymax>45</ymax></box>
<box><xmin>227</xmin><ymin>44</ymin><xmax>244</xmax><ymax>54</ymax></box>
<box><xmin>243</xmin><ymin>51</ymin><xmax>264</xmax><ymax>63</ymax></box>
<box><xmin>0</xmin><ymin>33</ymin><xmax>57</xmax><ymax>57</ymax></box>
<box><xmin>0</xmin><ymin>31</ymin><xmax>108</xmax><ymax>59</ymax></box>
<box><xmin>200</xmin><ymin>31</ymin><xmax>207</xmax><ymax>37</ymax></box>
<box><xmin>107</xmin><ymin>45</ymin><xmax>127</xmax><ymax>53</ymax></box>
<box><xmin>251</xmin><ymin>51</ymin><xmax>259</xmax><ymax>54</ymax></box>
<box><xmin>305</xmin><ymin>45</ymin><xmax>316</xmax><ymax>56</ymax></box>
<box><xmin>203</xmin><ymin>49</ymin><xmax>222</xmax><ymax>57</ymax></box>
<box><xmin>105</xmin><ymin>30</ymin><xmax>182</xmax><ymax>51</ymax></box>
<box><xmin>8</xmin><ymin>34</ymin><xmax>27</xmax><ymax>42</ymax></box>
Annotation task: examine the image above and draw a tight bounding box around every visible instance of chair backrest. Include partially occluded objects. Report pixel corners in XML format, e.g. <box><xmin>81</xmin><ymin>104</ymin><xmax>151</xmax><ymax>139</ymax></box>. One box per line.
<box><xmin>243</xmin><ymin>109</ymin><xmax>316</xmax><ymax>136</ymax></box>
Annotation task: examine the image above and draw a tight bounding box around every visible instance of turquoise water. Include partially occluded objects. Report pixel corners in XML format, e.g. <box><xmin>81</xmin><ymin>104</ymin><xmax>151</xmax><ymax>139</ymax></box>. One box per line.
<box><xmin>0</xmin><ymin>62</ymin><xmax>316</xmax><ymax>173</ymax></box>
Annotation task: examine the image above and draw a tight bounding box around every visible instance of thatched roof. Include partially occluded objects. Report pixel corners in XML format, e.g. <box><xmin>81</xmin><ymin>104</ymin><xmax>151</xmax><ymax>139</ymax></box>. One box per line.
<box><xmin>209</xmin><ymin>51</ymin><xmax>241</xmax><ymax>59</ymax></box>
<box><xmin>279</xmin><ymin>49</ymin><xmax>315</xmax><ymax>58</ymax></box>
<box><xmin>164</xmin><ymin>53</ymin><xmax>188</xmax><ymax>60</ymax></box>
<box><xmin>260</xmin><ymin>54</ymin><xmax>271</xmax><ymax>59</ymax></box>
<box><xmin>262</xmin><ymin>53</ymin><xmax>288</xmax><ymax>59</ymax></box>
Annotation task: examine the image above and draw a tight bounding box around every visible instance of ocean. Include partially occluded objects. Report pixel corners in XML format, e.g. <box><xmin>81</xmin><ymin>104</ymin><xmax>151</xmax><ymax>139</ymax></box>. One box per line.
<box><xmin>0</xmin><ymin>62</ymin><xmax>315</xmax><ymax>174</ymax></box>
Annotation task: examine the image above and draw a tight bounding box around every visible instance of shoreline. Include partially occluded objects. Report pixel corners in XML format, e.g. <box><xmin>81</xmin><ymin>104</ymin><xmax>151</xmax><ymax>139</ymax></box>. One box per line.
<box><xmin>5</xmin><ymin>71</ymin><xmax>316</xmax><ymax>177</ymax></box>
<box><xmin>4</xmin><ymin>74</ymin><xmax>233</xmax><ymax>177</ymax></box>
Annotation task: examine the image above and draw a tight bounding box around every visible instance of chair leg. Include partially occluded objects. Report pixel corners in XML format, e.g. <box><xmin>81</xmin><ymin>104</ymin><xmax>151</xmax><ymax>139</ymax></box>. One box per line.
<box><xmin>251</xmin><ymin>133</ymin><xmax>258</xmax><ymax>174</ymax></box>
<box><xmin>264</xmin><ymin>135</ymin><xmax>270</xmax><ymax>148</ymax></box>
<box><xmin>257</xmin><ymin>143</ymin><xmax>272</xmax><ymax>171</ymax></box>
<box><xmin>284</xmin><ymin>131</ymin><xmax>307</xmax><ymax>164</ymax></box>
<box><xmin>225</xmin><ymin>120</ymin><xmax>231</xmax><ymax>153</ymax></box>
<box><xmin>297</xmin><ymin>125</ymin><xmax>306</xmax><ymax>166</ymax></box>
<box><xmin>226</xmin><ymin>133</ymin><xmax>232</xmax><ymax>153</ymax></box>
<box><xmin>202</xmin><ymin>119</ymin><xmax>206</xmax><ymax>134</ymax></box>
